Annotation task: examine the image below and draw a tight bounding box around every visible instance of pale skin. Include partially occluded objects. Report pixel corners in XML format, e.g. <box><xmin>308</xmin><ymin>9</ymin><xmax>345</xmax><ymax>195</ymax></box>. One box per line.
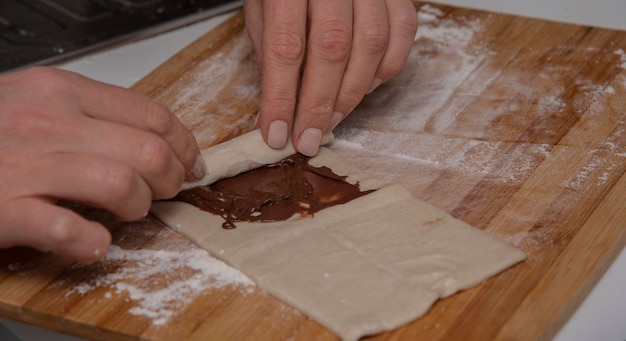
<box><xmin>0</xmin><ymin>2</ymin><xmax>417</xmax><ymax>264</ymax></box>
<box><xmin>0</xmin><ymin>67</ymin><xmax>206</xmax><ymax>263</ymax></box>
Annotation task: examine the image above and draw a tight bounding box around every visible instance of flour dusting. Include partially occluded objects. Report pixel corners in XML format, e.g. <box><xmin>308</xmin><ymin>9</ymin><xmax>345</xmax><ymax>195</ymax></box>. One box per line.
<box><xmin>157</xmin><ymin>30</ymin><xmax>260</xmax><ymax>148</ymax></box>
<box><xmin>328</xmin><ymin>4</ymin><xmax>626</xmax><ymax>263</ymax></box>
<box><xmin>417</xmin><ymin>4</ymin><xmax>444</xmax><ymax>26</ymax></box>
<box><xmin>604</xmin><ymin>85</ymin><xmax>616</xmax><ymax>94</ymax></box>
<box><xmin>565</xmin><ymin>122</ymin><xmax>626</xmax><ymax>190</ymax></box>
<box><xmin>503</xmin><ymin>229</ymin><xmax>550</xmax><ymax>263</ymax></box>
<box><xmin>615</xmin><ymin>48</ymin><xmax>626</xmax><ymax>68</ymax></box>
<box><xmin>170</xmin><ymin>34</ymin><xmax>258</xmax><ymax>118</ymax></box>
<box><xmin>334</xmin><ymin>3</ymin><xmax>625</xmax><ymax>194</ymax></box>
<box><xmin>63</xmin><ymin>228</ymin><xmax>254</xmax><ymax>326</ymax></box>
<box><xmin>335</xmin><ymin>4</ymin><xmax>516</xmax><ymax>184</ymax></box>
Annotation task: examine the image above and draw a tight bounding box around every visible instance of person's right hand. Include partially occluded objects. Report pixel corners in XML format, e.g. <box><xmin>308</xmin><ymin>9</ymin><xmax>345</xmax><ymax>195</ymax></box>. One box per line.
<box><xmin>0</xmin><ymin>67</ymin><xmax>206</xmax><ymax>263</ymax></box>
<box><xmin>244</xmin><ymin>0</ymin><xmax>418</xmax><ymax>156</ymax></box>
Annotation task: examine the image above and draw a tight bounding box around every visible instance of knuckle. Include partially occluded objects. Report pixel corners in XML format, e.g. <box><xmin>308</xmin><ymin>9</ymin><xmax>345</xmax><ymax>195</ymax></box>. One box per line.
<box><xmin>100</xmin><ymin>165</ymin><xmax>137</xmax><ymax>203</ymax></box>
<box><xmin>144</xmin><ymin>102</ymin><xmax>174</xmax><ymax>136</ymax></box>
<box><xmin>138</xmin><ymin>137</ymin><xmax>171</xmax><ymax>176</ymax></box>
<box><xmin>20</xmin><ymin>67</ymin><xmax>72</xmax><ymax>93</ymax></box>
<box><xmin>358</xmin><ymin>23</ymin><xmax>389</xmax><ymax>55</ymax></box>
<box><xmin>6</xmin><ymin>105</ymin><xmax>64</xmax><ymax>139</ymax></box>
<box><xmin>48</xmin><ymin>215</ymin><xmax>79</xmax><ymax>245</ymax></box>
<box><xmin>303</xmin><ymin>97</ymin><xmax>335</xmax><ymax>118</ymax></box>
<box><xmin>264</xmin><ymin>95</ymin><xmax>297</xmax><ymax>115</ymax></box>
<box><xmin>383</xmin><ymin>60</ymin><xmax>405</xmax><ymax>78</ymax></box>
<box><xmin>267</xmin><ymin>24</ymin><xmax>305</xmax><ymax>64</ymax></box>
<box><xmin>120</xmin><ymin>198</ymin><xmax>152</xmax><ymax>222</ymax></box>
<box><xmin>19</xmin><ymin>66</ymin><xmax>57</xmax><ymax>82</ymax></box>
<box><xmin>314</xmin><ymin>24</ymin><xmax>351</xmax><ymax>62</ymax></box>
<box><xmin>8</xmin><ymin>107</ymin><xmax>51</xmax><ymax>135</ymax></box>
<box><xmin>4</xmin><ymin>68</ymin><xmax>74</xmax><ymax>135</ymax></box>
<box><xmin>182</xmin><ymin>137</ymin><xmax>199</xmax><ymax>168</ymax></box>
<box><xmin>393</xmin><ymin>10</ymin><xmax>419</xmax><ymax>37</ymax></box>
<box><xmin>157</xmin><ymin>164</ymin><xmax>185</xmax><ymax>199</ymax></box>
<box><xmin>136</xmin><ymin>137</ymin><xmax>185</xmax><ymax>200</ymax></box>
<box><xmin>338</xmin><ymin>88</ymin><xmax>364</xmax><ymax>110</ymax></box>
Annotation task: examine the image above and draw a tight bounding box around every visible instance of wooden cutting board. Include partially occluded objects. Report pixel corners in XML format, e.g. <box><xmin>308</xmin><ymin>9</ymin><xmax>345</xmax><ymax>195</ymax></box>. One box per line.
<box><xmin>1</xmin><ymin>2</ymin><xmax>625</xmax><ymax>340</ymax></box>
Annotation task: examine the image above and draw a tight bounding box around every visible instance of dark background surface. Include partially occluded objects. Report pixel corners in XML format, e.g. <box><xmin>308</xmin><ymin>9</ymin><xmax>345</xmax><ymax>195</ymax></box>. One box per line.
<box><xmin>0</xmin><ymin>0</ymin><xmax>241</xmax><ymax>73</ymax></box>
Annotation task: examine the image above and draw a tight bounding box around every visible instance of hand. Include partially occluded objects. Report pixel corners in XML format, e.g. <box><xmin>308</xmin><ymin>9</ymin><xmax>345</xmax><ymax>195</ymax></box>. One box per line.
<box><xmin>0</xmin><ymin>67</ymin><xmax>206</xmax><ymax>263</ymax></box>
<box><xmin>244</xmin><ymin>0</ymin><xmax>417</xmax><ymax>156</ymax></box>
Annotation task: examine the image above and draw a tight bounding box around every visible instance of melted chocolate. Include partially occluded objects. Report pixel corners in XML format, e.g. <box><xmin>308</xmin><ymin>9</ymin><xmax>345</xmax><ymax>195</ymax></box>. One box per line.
<box><xmin>174</xmin><ymin>154</ymin><xmax>374</xmax><ymax>229</ymax></box>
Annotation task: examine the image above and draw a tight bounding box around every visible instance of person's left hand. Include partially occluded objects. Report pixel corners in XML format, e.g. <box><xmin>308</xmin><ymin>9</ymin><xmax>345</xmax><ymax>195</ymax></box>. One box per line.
<box><xmin>0</xmin><ymin>67</ymin><xmax>205</xmax><ymax>263</ymax></box>
<box><xmin>244</xmin><ymin>0</ymin><xmax>418</xmax><ymax>156</ymax></box>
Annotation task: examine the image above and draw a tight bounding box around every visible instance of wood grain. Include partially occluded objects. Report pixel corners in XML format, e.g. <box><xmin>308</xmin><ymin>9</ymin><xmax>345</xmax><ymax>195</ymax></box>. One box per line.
<box><xmin>1</xmin><ymin>3</ymin><xmax>625</xmax><ymax>340</ymax></box>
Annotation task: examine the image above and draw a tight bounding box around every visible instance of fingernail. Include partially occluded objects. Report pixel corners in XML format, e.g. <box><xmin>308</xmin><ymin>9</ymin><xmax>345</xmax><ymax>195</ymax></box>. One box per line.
<box><xmin>268</xmin><ymin>120</ymin><xmax>289</xmax><ymax>149</ymax></box>
<box><xmin>367</xmin><ymin>77</ymin><xmax>383</xmax><ymax>94</ymax></box>
<box><xmin>298</xmin><ymin>128</ymin><xmax>323</xmax><ymax>156</ymax></box>
<box><xmin>191</xmin><ymin>152</ymin><xmax>207</xmax><ymax>179</ymax></box>
<box><xmin>327</xmin><ymin>111</ymin><xmax>344</xmax><ymax>132</ymax></box>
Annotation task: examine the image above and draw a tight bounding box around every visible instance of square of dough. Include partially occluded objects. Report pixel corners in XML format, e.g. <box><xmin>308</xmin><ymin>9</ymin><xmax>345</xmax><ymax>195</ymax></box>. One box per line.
<box><xmin>151</xmin><ymin>133</ymin><xmax>525</xmax><ymax>341</ymax></box>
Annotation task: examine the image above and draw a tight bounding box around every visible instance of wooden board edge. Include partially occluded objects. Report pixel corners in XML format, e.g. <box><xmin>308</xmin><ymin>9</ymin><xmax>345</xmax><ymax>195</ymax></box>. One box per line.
<box><xmin>130</xmin><ymin>10</ymin><xmax>245</xmax><ymax>97</ymax></box>
<box><xmin>499</xmin><ymin>171</ymin><xmax>626</xmax><ymax>340</ymax></box>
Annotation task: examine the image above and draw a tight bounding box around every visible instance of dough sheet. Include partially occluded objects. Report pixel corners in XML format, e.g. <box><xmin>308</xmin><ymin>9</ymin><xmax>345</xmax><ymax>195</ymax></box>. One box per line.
<box><xmin>151</xmin><ymin>132</ymin><xmax>526</xmax><ymax>340</ymax></box>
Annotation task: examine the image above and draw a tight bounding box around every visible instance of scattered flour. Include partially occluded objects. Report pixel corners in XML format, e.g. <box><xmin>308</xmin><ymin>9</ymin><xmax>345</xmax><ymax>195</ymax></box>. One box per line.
<box><xmin>158</xmin><ymin>30</ymin><xmax>260</xmax><ymax>148</ymax></box>
<box><xmin>336</xmin><ymin>4</ymin><xmax>521</xmax><ymax>183</ymax></box>
<box><xmin>417</xmin><ymin>4</ymin><xmax>444</xmax><ymax>26</ymax></box>
<box><xmin>615</xmin><ymin>48</ymin><xmax>626</xmax><ymax>68</ymax></box>
<box><xmin>604</xmin><ymin>85</ymin><xmax>616</xmax><ymax>94</ymax></box>
<box><xmin>414</xmin><ymin>11</ymin><xmax>480</xmax><ymax>48</ymax></box>
<box><xmin>503</xmin><ymin>229</ymin><xmax>550</xmax><ymax>263</ymax></box>
<box><xmin>170</xmin><ymin>34</ymin><xmax>258</xmax><ymax>118</ymax></box>
<box><xmin>340</xmin><ymin>4</ymin><xmax>487</xmax><ymax>133</ymax></box>
<box><xmin>565</xmin><ymin>123</ymin><xmax>626</xmax><ymax>190</ymax></box>
<box><xmin>64</xmin><ymin>229</ymin><xmax>254</xmax><ymax>326</ymax></box>
<box><xmin>329</xmin><ymin>4</ymin><xmax>626</xmax><ymax>264</ymax></box>
<box><xmin>335</xmin><ymin>4</ymin><xmax>625</xmax><ymax>192</ymax></box>
<box><xmin>537</xmin><ymin>95</ymin><xmax>566</xmax><ymax>116</ymax></box>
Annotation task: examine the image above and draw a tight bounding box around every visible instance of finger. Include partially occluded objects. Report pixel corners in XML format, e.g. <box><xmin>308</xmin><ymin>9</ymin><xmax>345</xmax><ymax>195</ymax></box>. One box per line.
<box><xmin>373</xmin><ymin>0</ymin><xmax>418</xmax><ymax>87</ymax></box>
<box><xmin>31</xmin><ymin>152</ymin><xmax>153</xmax><ymax>221</ymax></box>
<box><xmin>328</xmin><ymin>0</ymin><xmax>390</xmax><ymax>131</ymax></box>
<box><xmin>0</xmin><ymin>198</ymin><xmax>111</xmax><ymax>264</ymax></box>
<box><xmin>82</xmin><ymin>88</ymin><xmax>204</xmax><ymax>181</ymax></box>
<box><xmin>73</xmin><ymin>118</ymin><xmax>185</xmax><ymax>199</ymax></box>
<box><xmin>293</xmin><ymin>0</ymin><xmax>353</xmax><ymax>156</ymax></box>
<box><xmin>258</xmin><ymin>0</ymin><xmax>308</xmax><ymax>149</ymax></box>
<box><xmin>244</xmin><ymin>0</ymin><xmax>264</xmax><ymax>70</ymax></box>
<box><xmin>52</xmin><ymin>69</ymin><xmax>205</xmax><ymax>181</ymax></box>
<box><xmin>1</xmin><ymin>70</ymin><xmax>186</xmax><ymax>199</ymax></box>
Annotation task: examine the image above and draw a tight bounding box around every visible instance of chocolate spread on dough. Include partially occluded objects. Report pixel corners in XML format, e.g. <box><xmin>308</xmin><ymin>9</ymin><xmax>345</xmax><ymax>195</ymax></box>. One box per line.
<box><xmin>174</xmin><ymin>154</ymin><xmax>374</xmax><ymax>229</ymax></box>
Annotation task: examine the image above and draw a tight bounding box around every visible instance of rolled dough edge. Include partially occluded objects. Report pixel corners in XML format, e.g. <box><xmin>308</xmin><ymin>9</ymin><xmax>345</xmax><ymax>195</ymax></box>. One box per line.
<box><xmin>181</xmin><ymin>129</ymin><xmax>334</xmax><ymax>190</ymax></box>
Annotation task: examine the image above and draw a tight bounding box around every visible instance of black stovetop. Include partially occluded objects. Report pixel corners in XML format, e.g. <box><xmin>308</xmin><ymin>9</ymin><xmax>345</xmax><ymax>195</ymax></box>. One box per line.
<box><xmin>0</xmin><ymin>0</ymin><xmax>242</xmax><ymax>73</ymax></box>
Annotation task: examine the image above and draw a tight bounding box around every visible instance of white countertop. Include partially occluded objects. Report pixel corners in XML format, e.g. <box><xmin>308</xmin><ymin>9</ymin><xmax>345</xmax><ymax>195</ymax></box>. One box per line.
<box><xmin>1</xmin><ymin>1</ymin><xmax>625</xmax><ymax>340</ymax></box>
